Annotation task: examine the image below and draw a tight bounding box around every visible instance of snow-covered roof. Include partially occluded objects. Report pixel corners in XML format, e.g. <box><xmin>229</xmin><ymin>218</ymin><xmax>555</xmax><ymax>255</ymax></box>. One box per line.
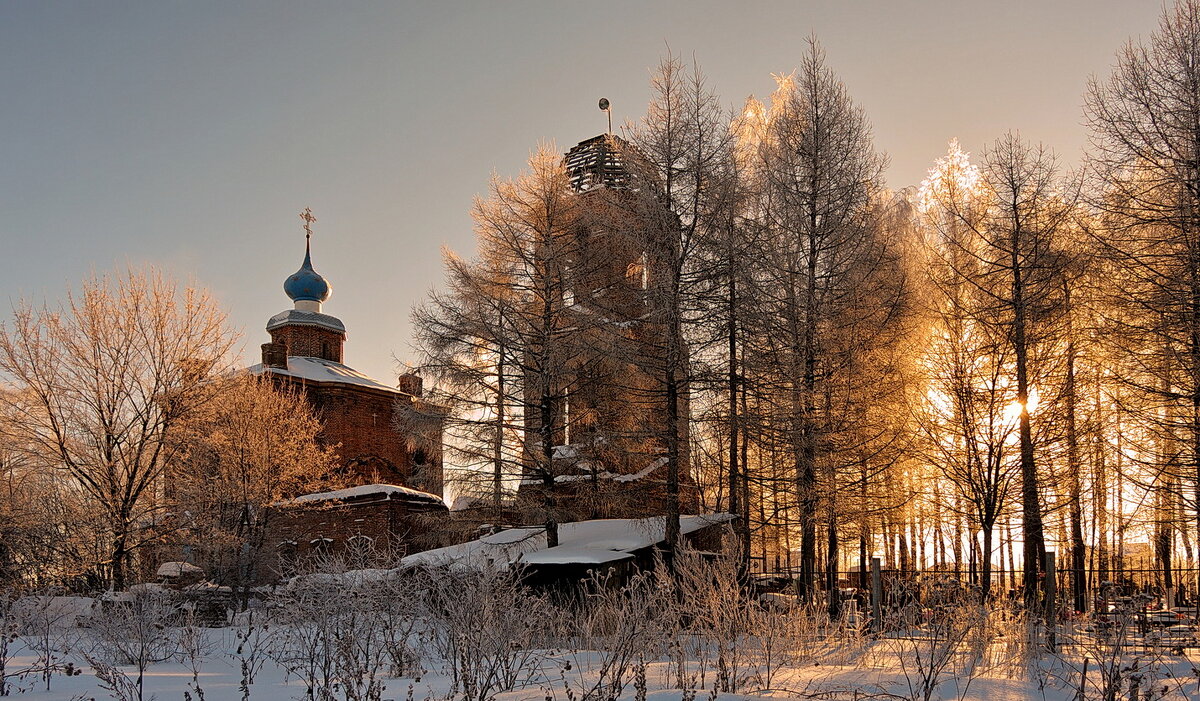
<box><xmin>266</xmin><ymin>308</ymin><xmax>345</xmax><ymax>333</ymax></box>
<box><xmin>520</xmin><ymin>547</ymin><xmax>635</xmax><ymax>566</ymax></box>
<box><xmin>403</xmin><ymin>526</ymin><xmax>545</xmax><ymax>570</ymax></box>
<box><xmin>284</xmin><ymin>483</ymin><xmax>445</xmax><ymax>507</ymax></box>
<box><xmin>249</xmin><ymin>356</ymin><xmax>403</xmax><ymax>394</ymax></box>
<box><xmin>403</xmin><ymin>513</ymin><xmax>734</xmax><ymax>571</ymax></box>
<box><xmin>157</xmin><ymin>561</ymin><xmax>204</xmax><ymax>577</ymax></box>
<box><xmin>519</xmin><ymin>456</ymin><xmax>668</xmax><ymax>487</ymax></box>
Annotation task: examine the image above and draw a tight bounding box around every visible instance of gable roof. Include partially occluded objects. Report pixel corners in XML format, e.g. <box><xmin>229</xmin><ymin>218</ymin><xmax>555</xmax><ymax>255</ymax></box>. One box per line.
<box><xmin>249</xmin><ymin>356</ymin><xmax>406</xmax><ymax>395</ymax></box>
<box><xmin>277</xmin><ymin>483</ymin><xmax>445</xmax><ymax>507</ymax></box>
<box><xmin>402</xmin><ymin>513</ymin><xmax>734</xmax><ymax>571</ymax></box>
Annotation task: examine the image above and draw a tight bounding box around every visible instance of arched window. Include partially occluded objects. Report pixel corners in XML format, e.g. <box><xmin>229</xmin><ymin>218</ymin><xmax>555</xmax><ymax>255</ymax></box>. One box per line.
<box><xmin>277</xmin><ymin>540</ymin><xmax>298</xmax><ymax>577</ymax></box>
<box><xmin>309</xmin><ymin>537</ymin><xmax>333</xmax><ymax>562</ymax></box>
<box><xmin>626</xmin><ymin>252</ymin><xmax>649</xmax><ymax>290</ymax></box>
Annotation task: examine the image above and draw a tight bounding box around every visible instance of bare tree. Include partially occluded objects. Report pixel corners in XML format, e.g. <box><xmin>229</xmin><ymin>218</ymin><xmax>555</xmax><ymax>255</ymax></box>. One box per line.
<box><xmin>171</xmin><ymin>372</ymin><xmax>336</xmax><ymax>596</ymax></box>
<box><xmin>915</xmin><ymin>140</ymin><xmax>1023</xmax><ymax>600</ymax></box>
<box><xmin>931</xmin><ymin>133</ymin><xmax>1075</xmax><ymax>606</ymax></box>
<box><xmin>411</xmin><ymin>250</ymin><xmax>524</xmax><ymax>513</ymax></box>
<box><xmin>1086</xmin><ymin>0</ymin><xmax>1200</xmax><ymax>578</ymax></box>
<box><xmin>750</xmin><ymin>39</ymin><xmax>899</xmax><ymax>603</ymax></box>
<box><xmin>621</xmin><ymin>51</ymin><xmax>737</xmax><ymax>563</ymax></box>
<box><xmin>0</xmin><ymin>268</ymin><xmax>237</xmax><ymax>589</ymax></box>
<box><xmin>414</xmin><ymin>145</ymin><xmax>593</xmax><ymax>546</ymax></box>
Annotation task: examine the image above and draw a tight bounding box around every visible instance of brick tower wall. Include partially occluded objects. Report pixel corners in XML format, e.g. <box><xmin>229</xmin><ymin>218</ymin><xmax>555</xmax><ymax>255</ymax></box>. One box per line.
<box><xmin>269</xmin><ymin>324</ymin><xmax>345</xmax><ymax>362</ymax></box>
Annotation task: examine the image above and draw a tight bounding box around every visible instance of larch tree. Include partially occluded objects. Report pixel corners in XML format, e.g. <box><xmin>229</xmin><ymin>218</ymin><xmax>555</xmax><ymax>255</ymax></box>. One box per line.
<box><xmin>915</xmin><ymin>140</ymin><xmax>1022</xmax><ymax>600</ymax></box>
<box><xmin>411</xmin><ymin>251</ymin><xmax>523</xmax><ymax>513</ymax></box>
<box><xmin>935</xmin><ymin>133</ymin><xmax>1075</xmax><ymax>607</ymax></box>
<box><xmin>415</xmin><ymin>144</ymin><xmax>589</xmax><ymax>548</ymax></box>
<box><xmin>623</xmin><ymin>51</ymin><xmax>737</xmax><ymax>565</ymax></box>
<box><xmin>751</xmin><ymin>40</ymin><xmax>900</xmax><ymax>604</ymax></box>
<box><xmin>700</xmin><ymin>94</ymin><xmax>773</xmax><ymax>572</ymax></box>
<box><xmin>1086</xmin><ymin>0</ymin><xmax>1200</xmax><ymax>572</ymax></box>
<box><xmin>0</xmin><ymin>268</ymin><xmax>237</xmax><ymax>589</ymax></box>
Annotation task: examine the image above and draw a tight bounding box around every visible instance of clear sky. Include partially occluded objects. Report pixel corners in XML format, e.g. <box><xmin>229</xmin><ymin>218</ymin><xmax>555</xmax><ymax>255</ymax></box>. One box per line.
<box><xmin>0</xmin><ymin>0</ymin><xmax>1163</xmax><ymax>383</ymax></box>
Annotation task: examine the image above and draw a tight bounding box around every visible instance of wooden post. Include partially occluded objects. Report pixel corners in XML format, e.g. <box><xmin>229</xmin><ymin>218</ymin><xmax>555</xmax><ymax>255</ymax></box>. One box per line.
<box><xmin>871</xmin><ymin>556</ymin><xmax>882</xmax><ymax>633</ymax></box>
<box><xmin>1044</xmin><ymin>551</ymin><xmax>1057</xmax><ymax>652</ymax></box>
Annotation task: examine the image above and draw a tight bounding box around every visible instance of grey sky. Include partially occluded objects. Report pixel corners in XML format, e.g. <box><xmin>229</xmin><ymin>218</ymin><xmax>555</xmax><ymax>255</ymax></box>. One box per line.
<box><xmin>0</xmin><ymin>1</ymin><xmax>1162</xmax><ymax>382</ymax></box>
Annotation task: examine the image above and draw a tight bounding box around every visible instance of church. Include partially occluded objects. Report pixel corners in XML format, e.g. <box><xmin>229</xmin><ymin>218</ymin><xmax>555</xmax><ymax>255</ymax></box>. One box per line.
<box><xmin>252</xmin><ymin>212</ymin><xmax>448</xmax><ymax>570</ymax></box>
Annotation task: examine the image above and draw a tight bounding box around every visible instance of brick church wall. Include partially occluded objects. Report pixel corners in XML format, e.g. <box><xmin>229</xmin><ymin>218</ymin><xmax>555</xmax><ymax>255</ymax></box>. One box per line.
<box><xmin>260</xmin><ymin>317</ymin><xmax>444</xmax><ymax>498</ymax></box>
<box><xmin>264</xmin><ymin>493</ymin><xmax>449</xmax><ymax>580</ymax></box>
<box><xmin>304</xmin><ymin>383</ymin><xmax>442</xmax><ymax>496</ymax></box>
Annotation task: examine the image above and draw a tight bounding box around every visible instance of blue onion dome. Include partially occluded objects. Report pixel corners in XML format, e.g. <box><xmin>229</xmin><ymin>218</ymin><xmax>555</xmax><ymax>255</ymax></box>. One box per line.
<box><xmin>284</xmin><ymin>239</ymin><xmax>332</xmax><ymax>303</ymax></box>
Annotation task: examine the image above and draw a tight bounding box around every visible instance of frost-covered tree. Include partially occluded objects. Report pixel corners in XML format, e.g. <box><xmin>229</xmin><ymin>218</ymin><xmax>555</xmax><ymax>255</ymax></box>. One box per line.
<box><xmin>414</xmin><ymin>144</ymin><xmax>596</xmax><ymax>546</ymax></box>
<box><xmin>620</xmin><ymin>51</ymin><xmax>737</xmax><ymax>562</ymax></box>
<box><xmin>0</xmin><ymin>268</ymin><xmax>236</xmax><ymax>589</ymax></box>
<box><xmin>915</xmin><ymin>140</ymin><xmax>1022</xmax><ymax>600</ymax></box>
<box><xmin>750</xmin><ymin>40</ymin><xmax>904</xmax><ymax>604</ymax></box>
<box><xmin>924</xmin><ymin>132</ymin><xmax>1076</xmax><ymax>606</ymax></box>
<box><xmin>171</xmin><ymin>372</ymin><xmax>335</xmax><ymax>593</ymax></box>
<box><xmin>1086</xmin><ymin>0</ymin><xmax>1200</xmax><ymax>567</ymax></box>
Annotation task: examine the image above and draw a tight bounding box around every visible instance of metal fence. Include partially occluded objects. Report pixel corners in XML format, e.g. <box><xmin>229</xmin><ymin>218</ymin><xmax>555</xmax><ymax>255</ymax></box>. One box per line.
<box><xmin>752</xmin><ymin>561</ymin><xmax>1200</xmax><ymax>612</ymax></box>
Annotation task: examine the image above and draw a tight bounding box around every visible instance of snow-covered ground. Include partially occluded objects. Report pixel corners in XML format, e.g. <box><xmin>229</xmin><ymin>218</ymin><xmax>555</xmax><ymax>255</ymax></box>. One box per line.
<box><xmin>5</xmin><ymin>570</ymin><xmax>1200</xmax><ymax>701</ymax></box>
<box><xmin>5</xmin><ymin>627</ymin><xmax>1199</xmax><ymax>700</ymax></box>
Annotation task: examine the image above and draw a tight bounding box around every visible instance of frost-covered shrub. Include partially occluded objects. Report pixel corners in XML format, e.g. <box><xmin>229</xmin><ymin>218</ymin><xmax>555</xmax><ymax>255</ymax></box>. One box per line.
<box><xmin>419</xmin><ymin>564</ymin><xmax>549</xmax><ymax>701</ymax></box>
<box><xmin>555</xmin><ymin>570</ymin><xmax>660</xmax><ymax>701</ymax></box>
<box><xmin>370</xmin><ymin>570</ymin><xmax>425</xmax><ymax>679</ymax></box>
<box><xmin>0</xmin><ymin>590</ymin><xmax>17</xmax><ymax>697</ymax></box>
<box><xmin>230</xmin><ymin>609</ymin><xmax>272</xmax><ymax>689</ymax></box>
<box><xmin>269</xmin><ymin>575</ymin><xmax>340</xmax><ymax>701</ymax></box>
<box><xmin>882</xmin><ymin>577</ymin><xmax>985</xmax><ymax>701</ymax></box>
<box><xmin>86</xmin><ymin>589</ymin><xmax>179</xmax><ymax>667</ymax></box>
<box><xmin>270</xmin><ymin>570</ymin><xmax>390</xmax><ymax>701</ymax></box>
<box><xmin>666</xmin><ymin>549</ymin><xmax>757</xmax><ymax>693</ymax></box>
<box><xmin>176</xmin><ymin>610</ymin><xmax>217</xmax><ymax>701</ymax></box>
<box><xmin>83</xmin><ymin>588</ymin><xmax>181</xmax><ymax>701</ymax></box>
<box><xmin>16</xmin><ymin>591</ymin><xmax>88</xmax><ymax>693</ymax></box>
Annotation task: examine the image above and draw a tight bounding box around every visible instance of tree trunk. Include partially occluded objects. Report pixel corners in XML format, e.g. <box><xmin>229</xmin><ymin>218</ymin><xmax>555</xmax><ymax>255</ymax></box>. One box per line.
<box><xmin>664</xmin><ymin>362</ymin><xmax>681</xmax><ymax>568</ymax></box>
<box><xmin>1012</xmin><ymin>237</ymin><xmax>1047</xmax><ymax>610</ymax></box>
<box><xmin>541</xmin><ymin>389</ymin><xmax>559</xmax><ymax>548</ymax></box>
<box><xmin>827</xmin><ymin>497</ymin><xmax>840</xmax><ymax>618</ymax></box>
<box><xmin>494</xmin><ymin>341</ymin><xmax>506</xmax><ymax>510</ymax></box>
<box><xmin>110</xmin><ymin>519</ymin><xmax>129</xmax><ymax>591</ymax></box>
<box><xmin>981</xmin><ymin>525</ymin><xmax>994</xmax><ymax>601</ymax></box>
<box><xmin>1064</xmin><ymin>302</ymin><xmax>1087</xmax><ymax>613</ymax></box>
<box><xmin>728</xmin><ymin>269</ymin><xmax>745</xmax><ymax>573</ymax></box>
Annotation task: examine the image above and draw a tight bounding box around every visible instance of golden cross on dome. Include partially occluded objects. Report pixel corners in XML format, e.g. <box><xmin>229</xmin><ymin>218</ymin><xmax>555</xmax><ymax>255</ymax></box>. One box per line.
<box><xmin>300</xmin><ymin>207</ymin><xmax>317</xmax><ymax>241</ymax></box>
